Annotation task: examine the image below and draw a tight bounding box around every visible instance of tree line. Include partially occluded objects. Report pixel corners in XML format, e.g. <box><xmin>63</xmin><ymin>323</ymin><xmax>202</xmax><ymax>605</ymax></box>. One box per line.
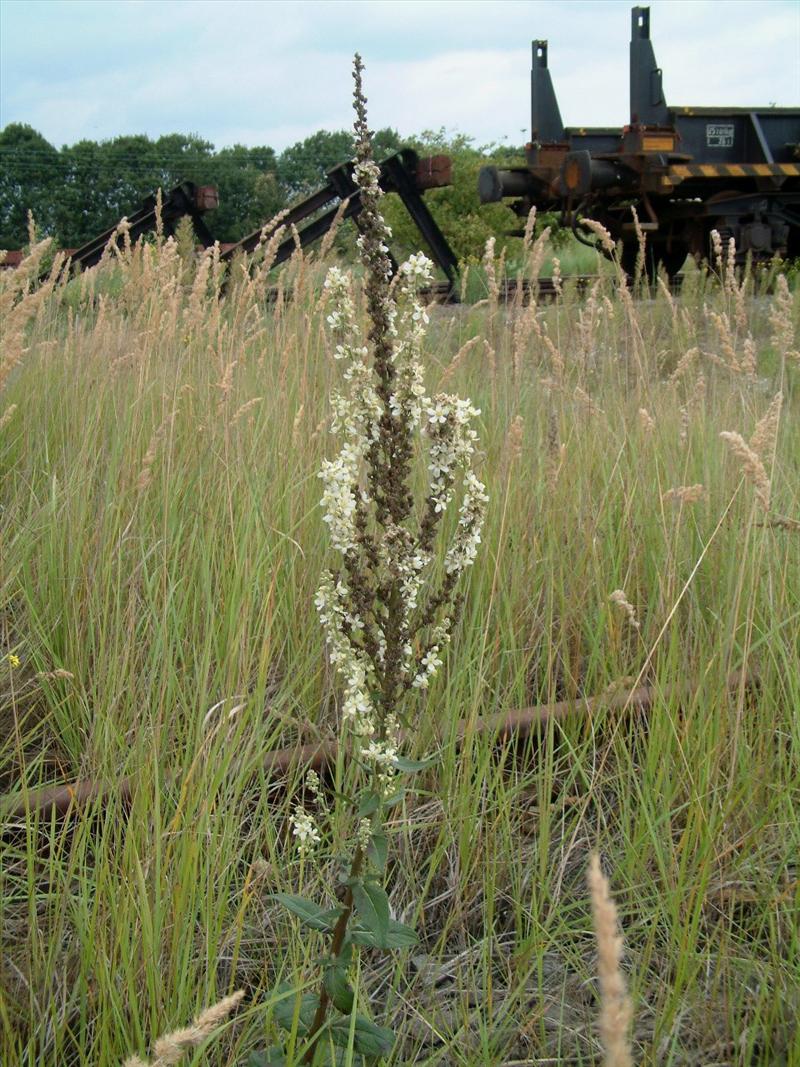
<box><xmin>0</xmin><ymin>123</ymin><xmax>524</xmax><ymax>263</ymax></box>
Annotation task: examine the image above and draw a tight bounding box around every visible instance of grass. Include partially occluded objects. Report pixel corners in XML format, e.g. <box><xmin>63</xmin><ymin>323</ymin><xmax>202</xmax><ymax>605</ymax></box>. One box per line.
<box><xmin>1</xmin><ymin>235</ymin><xmax>799</xmax><ymax>1066</ymax></box>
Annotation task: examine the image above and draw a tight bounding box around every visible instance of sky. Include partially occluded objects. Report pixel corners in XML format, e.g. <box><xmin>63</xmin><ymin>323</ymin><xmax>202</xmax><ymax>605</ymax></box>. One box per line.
<box><xmin>1</xmin><ymin>0</ymin><xmax>798</xmax><ymax>152</ymax></box>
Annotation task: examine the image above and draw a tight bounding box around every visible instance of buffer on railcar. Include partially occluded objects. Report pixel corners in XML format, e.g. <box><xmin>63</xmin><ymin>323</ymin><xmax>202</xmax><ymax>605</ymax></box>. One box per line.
<box><xmin>479</xmin><ymin>5</ymin><xmax>800</xmax><ymax>278</ymax></box>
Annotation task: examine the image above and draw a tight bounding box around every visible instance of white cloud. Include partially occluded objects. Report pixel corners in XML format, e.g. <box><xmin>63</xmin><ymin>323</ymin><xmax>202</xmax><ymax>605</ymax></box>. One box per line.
<box><xmin>1</xmin><ymin>0</ymin><xmax>797</xmax><ymax>149</ymax></box>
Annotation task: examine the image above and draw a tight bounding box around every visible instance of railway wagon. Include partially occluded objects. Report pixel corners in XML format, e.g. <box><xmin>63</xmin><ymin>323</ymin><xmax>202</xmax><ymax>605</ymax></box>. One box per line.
<box><xmin>479</xmin><ymin>5</ymin><xmax>800</xmax><ymax>277</ymax></box>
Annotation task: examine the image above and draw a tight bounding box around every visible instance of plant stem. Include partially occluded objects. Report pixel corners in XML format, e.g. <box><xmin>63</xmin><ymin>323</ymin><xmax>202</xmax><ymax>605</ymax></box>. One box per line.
<box><xmin>301</xmin><ymin>846</ymin><xmax>364</xmax><ymax>1064</ymax></box>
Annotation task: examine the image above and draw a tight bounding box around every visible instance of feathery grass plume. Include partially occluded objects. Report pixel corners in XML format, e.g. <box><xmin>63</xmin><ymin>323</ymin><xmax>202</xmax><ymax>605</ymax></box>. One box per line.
<box><xmin>0</xmin><ymin>404</ymin><xmax>17</xmax><ymax>431</ymax></box>
<box><xmin>587</xmin><ymin>854</ymin><xmax>634</xmax><ymax>1067</ymax></box>
<box><xmin>630</xmin><ymin>205</ymin><xmax>646</xmax><ymax>287</ymax></box>
<box><xmin>256</xmin><ymin>206</ymin><xmax>291</xmax><ymax>252</ymax></box>
<box><xmin>535</xmin><ymin>318</ymin><xmax>565</xmax><ymax>384</ymax></box>
<box><xmin>288</xmin><ymin>223</ymin><xmax>310</xmax><ymax>300</ymax></box>
<box><xmin>36</xmin><ymin>668</ymin><xmax>75</xmax><ymax>681</ymax></box>
<box><xmin>668</xmin><ymin>346</ymin><xmax>698</xmax><ymax>386</ymax></box>
<box><xmin>719</xmin><ymin>431</ymin><xmax>771</xmax><ymax>511</ymax></box>
<box><xmin>679</xmin><ymin>405</ymin><xmax>690</xmax><ymax>445</ymax></box>
<box><xmin>528</xmin><ymin>225</ymin><xmax>551</xmax><ymax>285</ymax></box>
<box><xmin>656</xmin><ymin>274</ymin><xmax>677</xmax><ymax>325</ymax></box>
<box><xmin>439</xmin><ymin>335</ymin><xmax>480</xmax><ymax>388</ymax></box>
<box><xmin>0</xmin><ymin>238</ymin><xmax>58</xmax><ymax>392</ymax></box>
<box><xmin>769</xmin><ymin>273</ymin><xmax>799</xmax><ymax>366</ymax></box>
<box><xmin>733</xmin><ymin>272</ymin><xmax>748</xmax><ymax>333</ymax></box>
<box><xmin>577</xmin><ymin>279</ymin><xmax>602</xmax><ymax>369</ymax></box>
<box><xmin>483</xmin><ymin>235</ymin><xmax>500</xmax><ymax>316</ymax></box>
<box><xmin>582</xmin><ymin>217</ymin><xmax>616</xmax><ymax>257</ymax></box>
<box><xmin>319</xmin><ymin>195</ymin><xmax>351</xmax><ymax>260</ymax></box>
<box><xmin>609</xmin><ymin>590</ymin><xmax>639</xmax><ymax>630</ymax></box>
<box><xmin>497</xmin><ymin>243</ymin><xmax>507</xmax><ymax>290</ymax></box>
<box><xmin>184</xmin><ymin>247</ymin><xmax>212</xmax><ymax>326</ymax></box>
<box><xmin>26</xmin><ymin>208</ymin><xmax>37</xmax><ymax>247</ymax></box>
<box><xmin>483</xmin><ymin>337</ymin><xmax>497</xmax><ymax>385</ymax></box>
<box><xmin>522</xmin><ymin>205</ymin><xmax>537</xmax><ymax>253</ymax></box>
<box><xmin>505</xmin><ymin>414</ymin><xmax>524</xmax><ymax>465</ymax></box>
<box><xmin>750</xmin><ymin>392</ymin><xmax>782</xmax><ymax>460</ymax></box>
<box><xmin>459</xmin><ymin>263</ymin><xmax>470</xmax><ymax>303</ymax></box>
<box><xmin>725</xmin><ymin>236</ymin><xmax>737</xmax><ymax>297</ymax></box>
<box><xmin>215</xmin><ymin>359</ymin><xmax>237</xmax><ymax>411</ymax></box>
<box><xmin>154</xmin><ymin>187</ymin><xmax>164</xmax><ymax>245</ymax></box>
<box><xmin>740</xmin><ymin>333</ymin><xmax>757</xmax><ymax>379</ymax></box>
<box><xmin>122</xmin><ymin>990</ymin><xmax>244</xmax><ymax>1067</ymax></box>
<box><xmin>253</xmin><ymin>222</ymin><xmax>288</xmax><ymax>298</ymax></box>
<box><xmin>574</xmin><ymin>385</ymin><xmax>604</xmax><ymax>418</ymax></box>
<box><xmin>512</xmin><ymin>298</ymin><xmax>536</xmax><ymax>383</ymax></box>
<box><xmin>663</xmin><ymin>484</ymin><xmax>705</xmax><ymax>506</ymax></box>
<box><xmin>231</xmin><ymin>396</ymin><xmax>263</xmax><ymax>426</ymax></box>
<box><xmin>99</xmin><ymin>216</ymin><xmax>132</xmax><ymax>267</ymax></box>
<box><xmin>691</xmin><ymin>371</ymin><xmax>707</xmax><ymax>412</ymax></box>
<box><xmin>710</xmin><ymin>228</ymin><xmax>724</xmax><ymax>276</ymax></box>
<box><xmin>720</xmin><ymin>393</ymin><xmax>782</xmax><ymax>512</ymax></box>
<box><xmin>551</xmin><ymin>255</ymin><xmax>563</xmax><ymax>296</ymax></box>
<box><xmin>291</xmin><ymin>401</ymin><xmax>305</xmax><ymax>445</ymax></box>
<box><xmin>136</xmin><ymin>410</ymin><xmax>176</xmax><ymax>493</ymax></box>
<box><xmin>637</xmin><ymin>408</ymin><xmax>655</xmax><ymax>435</ymax></box>
<box><xmin>174</xmin><ymin>213</ymin><xmax>197</xmax><ymax>276</ymax></box>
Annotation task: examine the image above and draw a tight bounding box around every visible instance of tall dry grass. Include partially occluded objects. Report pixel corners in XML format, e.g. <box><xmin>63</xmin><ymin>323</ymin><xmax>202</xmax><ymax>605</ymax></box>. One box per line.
<box><xmin>1</xmin><ymin>229</ymin><xmax>798</xmax><ymax>1066</ymax></box>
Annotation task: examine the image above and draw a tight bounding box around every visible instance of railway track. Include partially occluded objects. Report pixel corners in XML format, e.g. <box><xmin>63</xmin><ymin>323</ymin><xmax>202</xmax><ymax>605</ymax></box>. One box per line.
<box><xmin>420</xmin><ymin>274</ymin><xmax>645</xmax><ymax>305</ymax></box>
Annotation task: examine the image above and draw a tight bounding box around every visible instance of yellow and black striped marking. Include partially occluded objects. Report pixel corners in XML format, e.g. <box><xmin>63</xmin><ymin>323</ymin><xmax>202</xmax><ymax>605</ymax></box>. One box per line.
<box><xmin>669</xmin><ymin>163</ymin><xmax>800</xmax><ymax>180</ymax></box>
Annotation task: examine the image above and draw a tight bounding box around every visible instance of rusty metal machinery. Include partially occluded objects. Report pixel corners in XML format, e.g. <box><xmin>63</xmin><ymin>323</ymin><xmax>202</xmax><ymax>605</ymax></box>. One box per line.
<box><xmin>479</xmin><ymin>5</ymin><xmax>800</xmax><ymax>277</ymax></box>
<box><xmin>38</xmin><ymin>153</ymin><xmax>455</xmax><ymax>291</ymax></box>
<box><xmin>220</xmin><ymin>149</ymin><xmax>458</xmax><ymax>286</ymax></box>
<box><xmin>65</xmin><ymin>181</ymin><xmax>218</xmax><ymax>273</ymax></box>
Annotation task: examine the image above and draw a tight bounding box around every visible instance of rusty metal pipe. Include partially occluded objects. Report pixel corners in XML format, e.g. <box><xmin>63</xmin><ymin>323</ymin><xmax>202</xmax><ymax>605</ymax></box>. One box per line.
<box><xmin>2</xmin><ymin>672</ymin><xmax>751</xmax><ymax>822</ymax></box>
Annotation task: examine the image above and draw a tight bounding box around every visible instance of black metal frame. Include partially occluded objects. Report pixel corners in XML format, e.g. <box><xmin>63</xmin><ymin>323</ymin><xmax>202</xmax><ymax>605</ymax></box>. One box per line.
<box><xmin>65</xmin><ymin>181</ymin><xmax>216</xmax><ymax>273</ymax></box>
<box><xmin>219</xmin><ymin>149</ymin><xmax>458</xmax><ymax>286</ymax></box>
<box><xmin>480</xmin><ymin>4</ymin><xmax>800</xmax><ymax>272</ymax></box>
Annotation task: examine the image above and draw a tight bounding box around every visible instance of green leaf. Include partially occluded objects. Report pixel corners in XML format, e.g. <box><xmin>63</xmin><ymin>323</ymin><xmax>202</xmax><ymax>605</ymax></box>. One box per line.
<box><xmin>324</xmin><ymin>961</ymin><xmax>355</xmax><ymax>1013</ymax></box>
<box><xmin>357</xmin><ymin>788</ymin><xmax>404</xmax><ymax>819</ymax></box>
<box><xmin>270</xmin><ymin>984</ymin><xmax>318</xmax><ymax>1032</ymax></box>
<box><xmin>349</xmin><ymin>918</ymin><xmax>417</xmax><ymax>949</ymax></box>
<box><xmin>270</xmin><ymin>894</ymin><xmax>342</xmax><ymax>932</ymax></box>
<box><xmin>329</xmin><ymin>1014</ymin><xmax>395</xmax><ymax>1057</ymax></box>
<box><xmin>393</xmin><ymin>754</ymin><xmax>436</xmax><ymax>773</ymax></box>
<box><xmin>367</xmin><ymin>829</ymin><xmax>388</xmax><ymax>871</ymax></box>
<box><xmin>247</xmin><ymin>1047</ymin><xmax>286</xmax><ymax>1066</ymax></box>
<box><xmin>383</xmin><ymin>788</ymin><xmax>405</xmax><ymax>808</ymax></box>
<box><xmin>356</xmin><ymin>791</ymin><xmax>381</xmax><ymax>818</ymax></box>
<box><xmin>350</xmin><ymin>880</ymin><xmax>389</xmax><ymax>945</ymax></box>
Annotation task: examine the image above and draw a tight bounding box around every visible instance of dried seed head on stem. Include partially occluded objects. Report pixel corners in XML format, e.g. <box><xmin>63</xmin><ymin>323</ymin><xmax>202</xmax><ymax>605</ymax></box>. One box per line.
<box><xmin>587</xmin><ymin>853</ymin><xmax>634</xmax><ymax>1067</ymax></box>
<box><xmin>609</xmin><ymin>589</ymin><xmax>640</xmax><ymax>631</ymax></box>
<box><xmin>719</xmin><ymin>431</ymin><xmax>771</xmax><ymax>511</ymax></box>
<box><xmin>123</xmin><ymin>990</ymin><xmax>245</xmax><ymax>1067</ymax></box>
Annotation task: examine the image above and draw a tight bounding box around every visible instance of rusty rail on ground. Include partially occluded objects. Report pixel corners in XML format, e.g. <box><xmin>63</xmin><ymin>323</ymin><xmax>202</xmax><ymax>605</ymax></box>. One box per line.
<box><xmin>2</xmin><ymin>671</ymin><xmax>751</xmax><ymax>821</ymax></box>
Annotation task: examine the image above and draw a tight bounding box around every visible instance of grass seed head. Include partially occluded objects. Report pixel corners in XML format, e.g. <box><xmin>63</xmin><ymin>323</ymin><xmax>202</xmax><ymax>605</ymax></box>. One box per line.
<box><xmin>719</xmin><ymin>431</ymin><xmax>771</xmax><ymax>511</ymax></box>
<box><xmin>587</xmin><ymin>853</ymin><xmax>634</xmax><ymax>1067</ymax></box>
<box><xmin>609</xmin><ymin>590</ymin><xmax>639</xmax><ymax>630</ymax></box>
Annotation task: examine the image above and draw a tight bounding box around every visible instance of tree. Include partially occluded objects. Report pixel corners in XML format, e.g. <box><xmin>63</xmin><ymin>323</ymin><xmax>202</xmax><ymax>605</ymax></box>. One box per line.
<box><xmin>209</xmin><ymin>144</ymin><xmax>284</xmax><ymax>242</ymax></box>
<box><xmin>0</xmin><ymin>124</ymin><xmax>62</xmax><ymax>247</ymax></box>
<box><xmin>54</xmin><ymin>132</ymin><xmax>217</xmax><ymax>246</ymax></box>
<box><xmin>380</xmin><ymin>129</ymin><xmax>524</xmax><ymax>268</ymax></box>
<box><xmin>277</xmin><ymin>127</ymin><xmax>402</xmax><ymax>198</ymax></box>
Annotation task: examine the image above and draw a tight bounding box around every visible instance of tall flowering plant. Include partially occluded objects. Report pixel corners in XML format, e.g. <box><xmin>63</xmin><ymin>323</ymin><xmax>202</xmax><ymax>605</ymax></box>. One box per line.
<box><xmin>258</xmin><ymin>56</ymin><xmax>486</xmax><ymax>1066</ymax></box>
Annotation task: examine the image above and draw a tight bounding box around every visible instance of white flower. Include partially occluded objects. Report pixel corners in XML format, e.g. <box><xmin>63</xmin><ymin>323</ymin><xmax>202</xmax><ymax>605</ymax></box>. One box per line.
<box><xmin>290</xmin><ymin>805</ymin><xmax>321</xmax><ymax>856</ymax></box>
<box><xmin>318</xmin><ymin>159</ymin><xmax>487</xmax><ymax>753</ymax></box>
